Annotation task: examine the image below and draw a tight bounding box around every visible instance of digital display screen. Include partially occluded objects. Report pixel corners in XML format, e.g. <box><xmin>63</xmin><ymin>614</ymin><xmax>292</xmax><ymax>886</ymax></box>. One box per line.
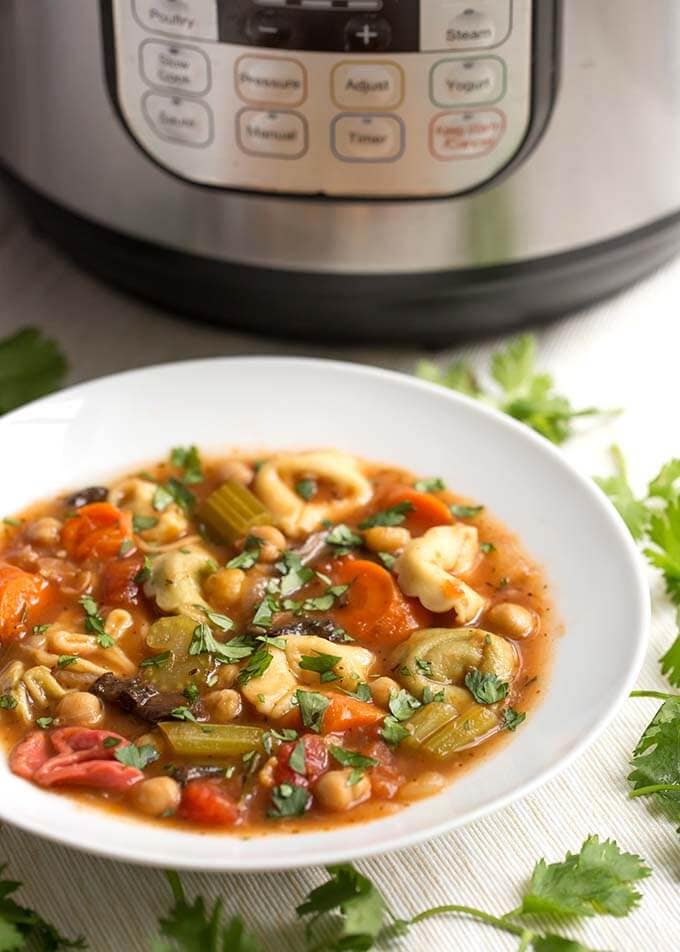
<box><xmin>254</xmin><ymin>1</ymin><xmax>383</xmax><ymax>10</ymax></box>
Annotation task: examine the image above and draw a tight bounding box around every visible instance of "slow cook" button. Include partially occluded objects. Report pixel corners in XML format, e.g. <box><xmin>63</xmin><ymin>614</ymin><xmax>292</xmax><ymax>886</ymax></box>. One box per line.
<box><xmin>331</xmin><ymin>62</ymin><xmax>403</xmax><ymax>110</ymax></box>
<box><xmin>237</xmin><ymin>109</ymin><xmax>308</xmax><ymax>158</ymax></box>
<box><xmin>143</xmin><ymin>92</ymin><xmax>213</xmax><ymax>145</ymax></box>
<box><xmin>140</xmin><ymin>40</ymin><xmax>210</xmax><ymax>94</ymax></box>
<box><xmin>133</xmin><ymin>0</ymin><xmax>218</xmax><ymax>41</ymax></box>
<box><xmin>430</xmin><ymin>57</ymin><xmax>505</xmax><ymax>107</ymax></box>
<box><xmin>447</xmin><ymin>8</ymin><xmax>496</xmax><ymax>49</ymax></box>
<box><xmin>429</xmin><ymin>109</ymin><xmax>505</xmax><ymax>159</ymax></box>
<box><xmin>235</xmin><ymin>55</ymin><xmax>306</xmax><ymax>107</ymax></box>
<box><xmin>332</xmin><ymin>114</ymin><xmax>404</xmax><ymax>163</ymax></box>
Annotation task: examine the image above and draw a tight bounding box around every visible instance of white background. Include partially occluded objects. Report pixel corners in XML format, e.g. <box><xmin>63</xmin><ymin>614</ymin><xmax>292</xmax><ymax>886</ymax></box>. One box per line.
<box><xmin>0</xmin><ymin>185</ymin><xmax>677</xmax><ymax>950</ymax></box>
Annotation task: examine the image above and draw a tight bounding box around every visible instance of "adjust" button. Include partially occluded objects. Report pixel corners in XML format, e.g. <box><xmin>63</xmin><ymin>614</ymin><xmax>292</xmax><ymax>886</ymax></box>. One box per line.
<box><xmin>133</xmin><ymin>0</ymin><xmax>218</xmax><ymax>41</ymax></box>
<box><xmin>429</xmin><ymin>109</ymin><xmax>505</xmax><ymax>159</ymax></box>
<box><xmin>143</xmin><ymin>92</ymin><xmax>213</xmax><ymax>145</ymax></box>
<box><xmin>140</xmin><ymin>40</ymin><xmax>210</xmax><ymax>95</ymax></box>
<box><xmin>236</xmin><ymin>55</ymin><xmax>306</xmax><ymax>107</ymax></box>
<box><xmin>332</xmin><ymin>61</ymin><xmax>403</xmax><ymax>110</ymax></box>
<box><xmin>237</xmin><ymin>109</ymin><xmax>308</xmax><ymax>159</ymax></box>
<box><xmin>430</xmin><ymin>57</ymin><xmax>505</xmax><ymax>107</ymax></box>
<box><xmin>332</xmin><ymin>114</ymin><xmax>404</xmax><ymax>163</ymax></box>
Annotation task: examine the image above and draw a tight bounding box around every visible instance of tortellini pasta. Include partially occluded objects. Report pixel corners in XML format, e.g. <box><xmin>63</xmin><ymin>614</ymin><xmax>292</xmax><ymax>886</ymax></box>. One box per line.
<box><xmin>144</xmin><ymin>546</ymin><xmax>213</xmax><ymax>614</ymax></box>
<box><xmin>108</xmin><ymin>477</ymin><xmax>188</xmax><ymax>544</ymax></box>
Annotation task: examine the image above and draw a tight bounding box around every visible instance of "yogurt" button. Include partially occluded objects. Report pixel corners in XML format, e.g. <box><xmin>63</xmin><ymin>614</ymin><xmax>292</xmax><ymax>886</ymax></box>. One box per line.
<box><xmin>430</xmin><ymin>57</ymin><xmax>504</xmax><ymax>107</ymax></box>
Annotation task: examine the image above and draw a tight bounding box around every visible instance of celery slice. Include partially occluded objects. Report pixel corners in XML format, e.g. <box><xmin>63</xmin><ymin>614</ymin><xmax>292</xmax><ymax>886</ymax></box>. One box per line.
<box><xmin>200</xmin><ymin>480</ymin><xmax>272</xmax><ymax>544</ymax></box>
<box><xmin>159</xmin><ymin>721</ymin><xmax>264</xmax><ymax>757</ymax></box>
<box><xmin>402</xmin><ymin>702</ymin><xmax>458</xmax><ymax>751</ymax></box>
<box><xmin>421</xmin><ymin>704</ymin><xmax>499</xmax><ymax>760</ymax></box>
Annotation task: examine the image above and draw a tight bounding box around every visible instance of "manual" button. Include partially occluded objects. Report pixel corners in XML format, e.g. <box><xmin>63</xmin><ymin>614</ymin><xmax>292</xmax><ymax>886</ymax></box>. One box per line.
<box><xmin>237</xmin><ymin>109</ymin><xmax>308</xmax><ymax>158</ymax></box>
<box><xmin>331</xmin><ymin>62</ymin><xmax>403</xmax><ymax>110</ymax></box>
<box><xmin>332</xmin><ymin>114</ymin><xmax>404</xmax><ymax>163</ymax></box>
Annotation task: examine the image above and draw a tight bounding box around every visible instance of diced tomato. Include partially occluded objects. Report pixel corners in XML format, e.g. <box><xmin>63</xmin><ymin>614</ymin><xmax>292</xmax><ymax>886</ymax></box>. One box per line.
<box><xmin>99</xmin><ymin>553</ymin><xmax>144</xmax><ymax>606</ymax></box>
<box><xmin>274</xmin><ymin>734</ymin><xmax>329</xmax><ymax>788</ymax></box>
<box><xmin>178</xmin><ymin>780</ymin><xmax>239</xmax><ymax>826</ymax></box>
<box><xmin>9</xmin><ymin>731</ymin><xmax>51</xmax><ymax>780</ymax></box>
<box><xmin>0</xmin><ymin>562</ymin><xmax>51</xmax><ymax>643</ymax></box>
<box><xmin>35</xmin><ymin>759</ymin><xmax>143</xmax><ymax>791</ymax></box>
<box><xmin>61</xmin><ymin>503</ymin><xmax>133</xmax><ymax>562</ymax></box>
<box><xmin>376</xmin><ymin>486</ymin><xmax>453</xmax><ymax>537</ymax></box>
<box><xmin>370</xmin><ymin>764</ymin><xmax>404</xmax><ymax>800</ymax></box>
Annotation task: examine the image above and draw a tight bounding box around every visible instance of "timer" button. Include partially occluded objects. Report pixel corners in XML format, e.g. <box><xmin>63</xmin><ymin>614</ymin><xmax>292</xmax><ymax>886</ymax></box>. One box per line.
<box><xmin>332</xmin><ymin>62</ymin><xmax>403</xmax><ymax>110</ymax></box>
<box><xmin>237</xmin><ymin>109</ymin><xmax>308</xmax><ymax>159</ymax></box>
<box><xmin>140</xmin><ymin>41</ymin><xmax>210</xmax><ymax>95</ymax></box>
<box><xmin>344</xmin><ymin>17</ymin><xmax>392</xmax><ymax>53</ymax></box>
<box><xmin>236</xmin><ymin>55</ymin><xmax>306</xmax><ymax>107</ymax></box>
<box><xmin>132</xmin><ymin>0</ymin><xmax>218</xmax><ymax>41</ymax></box>
<box><xmin>332</xmin><ymin>114</ymin><xmax>404</xmax><ymax>163</ymax></box>
<box><xmin>143</xmin><ymin>92</ymin><xmax>213</xmax><ymax>145</ymax></box>
<box><xmin>447</xmin><ymin>9</ymin><xmax>496</xmax><ymax>49</ymax></box>
<box><xmin>429</xmin><ymin>109</ymin><xmax>505</xmax><ymax>159</ymax></box>
<box><xmin>430</xmin><ymin>57</ymin><xmax>504</xmax><ymax>107</ymax></box>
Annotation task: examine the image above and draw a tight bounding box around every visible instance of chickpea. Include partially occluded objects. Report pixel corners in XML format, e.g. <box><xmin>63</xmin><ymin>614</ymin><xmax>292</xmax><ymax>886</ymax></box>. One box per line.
<box><xmin>486</xmin><ymin>602</ymin><xmax>538</xmax><ymax>640</ymax></box>
<box><xmin>215</xmin><ymin>459</ymin><xmax>255</xmax><ymax>487</ymax></box>
<box><xmin>258</xmin><ymin>756</ymin><xmax>278</xmax><ymax>789</ymax></box>
<box><xmin>247</xmin><ymin>525</ymin><xmax>287</xmax><ymax>563</ymax></box>
<box><xmin>213</xmin><ymin>663</ymin><xmax>239</xmax><ymax>689</ymax></box>
<box><xmin>129</xmin><ymin>776</ymin><xmax>181</xmax><ymax>817</ymax></box>
<box><xmin>204</xmin><ymin>568</ymin><xmax>245</xmax><ymax>610</ymax></box>
<box><xmin>315</xmin><ymin>769</ymin><xmax>372</xmax><ymax>812</ymax></box>
<box><xmin>136</xmin><ymin>730</ymin><xmax>164</xmax><ymax>754</ymax></box>
<box><xmin>25</xmin><ymin>517</ymin><xmax>62</xmax><ymax>548</ymax></box>
<box><xmin>369</xmin><ymin>676</ymin><xmax>401</xmax><ymax>710</ymax></box>
<box><xmin>396</xmin><ymin>772</ymin><xmax>445</xmax><ymax>803</ymax></box>
<box><xmin>204</xmin><ymin>689</ymin><xmax>242</xmax><ymax>723</ymax></box>
<box><xmin>363</xmin><ymin>526</ymin><xmax>411</xmax><ymax>555</ymax></box>
<box><xmin>56</xmin><ymin>691</ymin><xmax>103</xmax><ymax>727</ymax></box>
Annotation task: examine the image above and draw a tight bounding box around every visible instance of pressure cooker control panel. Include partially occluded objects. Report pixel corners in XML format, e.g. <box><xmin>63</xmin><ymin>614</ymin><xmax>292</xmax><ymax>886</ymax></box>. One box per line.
<box><xmin>106</xmin><ymin>0</ymin><xmax>554</xmax><ymax>197</ymax></box>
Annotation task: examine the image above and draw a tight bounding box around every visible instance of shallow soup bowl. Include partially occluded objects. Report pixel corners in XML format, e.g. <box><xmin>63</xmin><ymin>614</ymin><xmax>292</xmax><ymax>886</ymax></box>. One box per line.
<box><xmin>0</xmin><ymin>356</ymin><xmax>648</xmax><ymax>870</ymax></box>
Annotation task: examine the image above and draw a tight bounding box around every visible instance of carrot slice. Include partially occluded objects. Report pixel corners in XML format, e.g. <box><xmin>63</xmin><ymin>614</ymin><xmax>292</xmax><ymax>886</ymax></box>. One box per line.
<box><xmin>330</xmin><ymin>558</ymin><xmax>432</xmax><ymax>646</ymax></box>
<box><xmin>62</xmin><ymin>503</ymin><xmax>133</xmax><ymax>562</ymax></box>
<box><xmin>320</xmin><ymin>692</ymin><xmax>385</xmax><ymax>734</ymax></box>
<box><xmin>0</xmin><ymin>562</ymin><xmax>49</xmax><ymax>643</ymax></box>
<box><xmin>377</xmin><ymin>486</ymin><xmax>452</xmax><ymax>536</ymax></box>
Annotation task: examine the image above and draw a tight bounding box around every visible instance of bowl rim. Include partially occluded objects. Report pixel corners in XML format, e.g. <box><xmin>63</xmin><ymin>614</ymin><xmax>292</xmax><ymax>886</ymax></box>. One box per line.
<box><xmin>0</xmin><ymin>355</ymin><xmax>650</xmax><ymax>871</ymax></box>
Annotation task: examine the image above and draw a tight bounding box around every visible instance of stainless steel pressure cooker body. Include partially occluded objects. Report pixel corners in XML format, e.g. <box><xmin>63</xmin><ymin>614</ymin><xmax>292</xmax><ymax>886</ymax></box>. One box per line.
<box><xmin>2</xmin><ymin>1</ymin><xmax>680</xmax><ymax>342</ymax></box>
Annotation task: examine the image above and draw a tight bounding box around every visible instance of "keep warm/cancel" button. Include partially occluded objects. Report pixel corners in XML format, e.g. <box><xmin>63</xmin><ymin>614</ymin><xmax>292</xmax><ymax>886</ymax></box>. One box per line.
<box><xmin>332</xmin><ymin>114</ymin><xmax>404</xmax><ymax>163</ymax></box>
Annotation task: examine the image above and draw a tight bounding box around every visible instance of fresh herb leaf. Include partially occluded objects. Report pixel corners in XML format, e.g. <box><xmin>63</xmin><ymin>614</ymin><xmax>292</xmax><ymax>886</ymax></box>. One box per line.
<box><xmin>170</xmin><ymin>445</ymin><xmax>204</xmax><ymax>485</ymax></box>
<box><xmin>329</xmin><ymin>746</ymin><xmax>378</xmax><ymax>772</ymax></box>
<box><xmin>480</xmin><ymin>542</ymin><xmax>496</xmax><ymax>554</ymax></box>
<box><xmin>451</xmin><ymin>503</ymin><xmax>483</xmax><ymax>519</ymax></box>
<box><xmin>132</xmin><ymin>514</ymin><xmax>159</xmax><ymax>533</ymax></box>
<box><xmin>0</xmin><ymin>861</ymin><xmax>86</xmax><ymax>949</ymax></box>
<box><xmin>326</xmin><ymin>524</ymin><xmax>363</xmax><ymax>556</ymax></box>
<box><xmin>189</xmin><ymin>625</ymin><xmax>253</xmax><ymax>665</ymax></box>
<box><xmin>359</xmin><ymin>502</ymin><xmax>414</xmax><ymax>530</ymax></box>
<box><xmin>226</xmin><ymin>537</ymin><xmax>262</xmax><ymax>570</ymax></box>
<box><xmin>422</xmin><ymin>687</ymin><xmax>445</xmax><ymax>704</ymax></box>
<box><xmin>288</xmin><ymin>739</ymin><xmax>307</xmax><ymax>775</ymax></box>
<box><xmin>465</xmin><ymin>670</ymin><xmax>509</xmax><ymax>704</ymax></box>
<box><xmin>296</xmin><ymin>863</ymin><xmax>386</xmax><ymax>951</ymax></box>
<box><xmin>0</xmin><ymin>327</ymin><xmax>68</xmax><ymax>416</ymax></box>
<box><xmin>154</xmin><ymin>478</ymin><xmax>196</xmax><ymax>514</ymax></box>
<box><xmin>114</xmin><ymin>743</ymin><xmax>159</xmax><ymax>771</ymax></box>
<box><xmin>645</xmin><ymin>499</ymin><xmax>680</xmax><ymax>605</ymax></box>
<box><xmin>415</xmin><ymin>658</ymin><xmax>433</xmax><ymax>676</ymax></box>
<box><xmin>416</xmin><ymin>357</ymin><xmax>481</xmax><ymax>398</ymax></box>
<box><xmin>594</xmin><ymin>445</ymin><xmax>650</xmax><ymax>540</ymax></box>
<box><xmin>0</xmin><ymin>695</ymin><xmax>17</xmax><ymax>710</ymax></box>
<box><xmin>660</xmin><ymin>616</ymin><xmax>680</xmax><ymax>688</ymax></box>
<box><xmin>2</xmin><ymin>518</ymin><xmax>21</xmax><ymax>528</ymax></box>
<box><xmin>299</xmin><ymin>652</ymin><xmax>342</xmax><ymax>683</ymax></box>
<box><xmin>237</xmin><ymin>647</ymin><xmax>272</xmax><ymax>685</ymax></box>
<box><xmin>79</xmin><ymin>595</ymin><xmax>114</xmax><ymax>648</ymax></box>
<box><xmin>251</xmin><ymin>590</ymin><xmax>280</xmax><ymax>629</ymax></box>
<box><xmin>296</xmin><ymin>690</ymin><xmax>330</xmax><ymax>733</ymax></box>
<box><xmin>36</xmin><ymin>717</ymin><xmax>53</xmax><ymax>730</ymax></box>
<box><xmin>520</xmin><ymin>835</ymin><xmax>650</xmax><ymax>918</ymax></box>
<box><xmin>118</xmin><ymin>538</ymin><xmax>134</xmax><ymax>557</ymax></box>
<box><xmin>380</xmin><ymin>716</ymin><xmax>410</xmax><ymax>748</ymax></box>
<box><xmin>32</xmin><ymin>624</ymin><xmax>49</xmax><ymax>636</ymax></box>
<box><xmin>413</xmin><ymin>478</ymin><xmax>446</xmax><ymax>493</ymax></box>
<box><xmin>102</xmin><ymin>736</ymin><xmax>121</xmax><ymax>749</ymax></box>
<box><xmin>295</xmin><ymin>478</ymin><xmax>317</xmax><ymax>501</ymax></box>
<box><xmin>629</xmin><ymin>696</ymin><xmax>680</xmax><ymax>824</ymax></box>
<box><xmin>503</xmin><ymin>708</ymin><xmax>526</xmax><ymax>732</ymax></box>
<box><xmin>170</xmin><ymin>707</ymin><xmax>198</xmax><ymax>722</ymax></box>
<box><xmin>262</xmin><ymin>727</ymin><xmax>298</xmax><ymax>755</ymax></box>
<box><xmin>202</xmin><ymin>609</ymin><xmax>234</xmax><ymax>632</ymax></box>
<box><xmin>376</xmin><ymin>551</ymin><xmax>396</xmax><ymax>570</ymax></box>
<box><xmin>344</xmin><ymin>682</ymin><xmax>372</xmax><ymax>702</ymax></box>
<box><xmin>57</xmin><ymin>655</ymin><xmax>78</xmax><ymax>668</ymax></box>
<box><xmin>268</xmin><ymin>783</ymin><xmax>311</xmax><ymax>819</ymax></box>
<box><xmin>648</xmin><ymin>458</ymin><xmax>680</xmax><ymax>504</ymax></box>
<box><xmin>153</xmin><ymin>484</ymin><xmax>174</xmax><ymax>512</ymax></box>
<box><xmin>276</xmin><ymin>550</ymin><xmax>315</xmax><ymax>597</ymax></box>
<box><xmin>388</xmin><ymin>688</ymin><xmax>421</xmax><ymax>721</ymax></box>
<box><xmin>134</xmin><ymin>555</ymin><xmax>153</xmax><ymax>585</ymax></box>
<box><xmin>184</xmin><ymin>684</ymin><xmax>200</xmax><ymax>705</ymax></box>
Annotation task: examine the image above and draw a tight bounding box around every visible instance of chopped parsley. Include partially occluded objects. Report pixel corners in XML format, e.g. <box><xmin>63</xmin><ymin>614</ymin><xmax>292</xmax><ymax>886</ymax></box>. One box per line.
<box><xmin>132</xmin><ymin>514</ymin><xmax>159</xmax><ymax>533</ymax></box>
<box><xmin>32</xmin><ymin>624</ymin><xmax>49</xmax><ymax>636</ymax></box>
<box><xmin>189</xmin><ymin>625</ymin><xmax>254</xmax><ymax>665</ymax></box>
<box><xmin>329</xmin><ymin>746</ymin><xmax>379</xmax><ymax>783</ymax></box>
<box><xmin>153</xmin><ymin>478</ymin><xmax>196</xmax><ymax>514</ymax></box>
<box><xmin>380</xmin><ymin>717</ymin><xmax>410</xmax><ymax>748</ymax></box>
<box><xmin>422</xmin><ymin>686</ymin><xmax>446</xmax><ymax>704</ymax></box>
<box><xmin>299</xmin><ymin>652</ymin><xmax>342</xmax><ymax>684</ymax></box>
<box><xmin>359</xmin><ymin>501</ymin><xmax>414</xmax><ymax>530</ymax></box>
<box><xmin>170</xmin><ymin>445</ymin><xmax>204</xmax><ymax>485</ymax></box>
<box><xmin>203</xmin><ymin>609</ymin><xmax>234</xmax><ymax>632</ymax></box>
<box><xmin>114</xmin><ymin>743</ymin><xmax>159</xmax><ymax>770</ymax></box>
<box><xmin>344</xmin><ymin>682</ymin><xmax>372</xmax><ymax>702</ymax></box>
<box><xmin>0</xmin><ymin>694</ymin><xmax>17</xmax><ymax>710</ymax></box>
<box><xmin>134</xmin><ymin>555</ymin><xmax>153</xmax><ymax>585</ymax></box>
<box><xmin>267</xmin><ymin>783</ymin><xmax>311</xmax><ymax>819</ymax></box>
<box><xmin>325</xmin><ymin>523</ymin><xmax>363</xmax><ymax>556</ymax></box>
<box><xmin>413</xmin><ymin>478</ymin><xmax>446</xmax><ymax>493</ymax></box>
<box><xmin>139</xmin><ymin>651</ymin><xmax>171</xmax><ymax>669</ymax></box>
<box><xmin>296</xmin><ymin>690</ymin><xmax>330</xmax><ymax>733</ymax></box>
<box><xmin>276</xmin><ymin>550</ymin><xmax>315</xmax><ymax>597</ymax></box>
<box><xmin>480</xmin><ymin>542</ymin><xmax>496</xmax><ymax>554</ymax></box>
<box><xmin>170</xmin><ymin>707</ymin><xmax>198</xmax><ymax>722</ymax></box>
<box><xmin>465</xmin><ymin>670</ymin><xmax>509</xmax><ymax>704</ymax></box>
<box><xmin>103</xmin><ymin>736</ymin><xmax>122</xmax><ymax>748</ymax></box>
<box><xmin>415</xmin><ymin>658</ymin><xmax>433</xmax><ymax>676</ymax></box>
<box><xmin>226</xmin><ymin>536</ymin><xmax>263</xmax><ymax>570</ymax></box>
<box><xmin>503</xmin><ymin>708</ymin><xmax>526</xmax><ymax>732</ymax></box>
<box><xmin>2</xmin><ymin>517</ymin><xmax>21</xmax><ymax>528</ymax></box>
<box><xmin>388</xmin><ymin>688</ymin><xmax>421</xmax><ymax>721</ymax></box>
<box><xmin>284</xmin><ymin>584</ymin><xmax>349</xmax><ymax>615</ymax></box>
<box><xmin>451</xmin><ymin>503</ymin><xmax>484</xmax><ymax>519</ymax></box>
<box><xmin>237</xmin><ymin>647</ymin><xmax>273</xmax><ymax>685</ymax></box>
<box><xmin>377</xmin><ymin>551</ymin><xmax>396</xmax><ymax>570</ymax></box>
<box><xmin>295</xmin><ymin>478</ymin><xmax>317</xmax><ymax>501</ymax></box>
<box><xmin>79</xmin><ymin>594</ymin><xmax>114</xmax><ymax>648</ymax></box>
<box><xmin>251</xmin><ymin>586</ymin><xmax>281</xmax><ymax>629</ymax></box>
<box><xmin>288</xmin><ymin>739</ymin><xmax>307</xmax><ymax>775</ymax></box>
<box><xmin>184</xmin><ymin>684</ymin><xmax>200</xmax><ymax>705</ymax></box>
<box><xmin>57</xmin><ymin>655</ymin><xmax>78</xmax><ymax>668</ymax></box>
<box><xmin>263</xmin><ymin>727</ymin><xmax>298</xmax><ymax>755</ymax></box>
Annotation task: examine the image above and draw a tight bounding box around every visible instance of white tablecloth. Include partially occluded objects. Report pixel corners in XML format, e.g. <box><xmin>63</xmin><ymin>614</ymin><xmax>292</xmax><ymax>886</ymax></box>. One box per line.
<box><xmin>0</xmin><ymin>187</ymin><xmax>677</xmax><ymax>951</ymax></box>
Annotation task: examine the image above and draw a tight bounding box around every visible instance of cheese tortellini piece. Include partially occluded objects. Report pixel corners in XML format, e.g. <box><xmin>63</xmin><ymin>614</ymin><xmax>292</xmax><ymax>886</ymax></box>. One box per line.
<box><xmin>0</xmin><ymin>660</ymin><xmax>66</xmax><ymax>725</ymax></box>
<box><xmin>144</xmin><ymin>546</ymin><xmax>213</xmax><ymax>614</ymax></box>
<box><xmin>254</xmin><ymin>451</ymin><xmax>372</xmax><ymax>537</ymax></box>
<box><xmin>285</xmin><ymin>635</ymin><xmax>374</xmax><ymax>692</ymax></box>
<box><xmin>239</xmin><ymin>648</ymin><xmax>298</xmax><ymax>719</ymax></box>
<box><xmin>109</xmin><ymin>477</ymin><xmax>188</xmax><ymax>544</ymax></box>
<box><xmin>395</xmin><ymin>524</ymin><xmax>485</xmax><ymax>622</ymax></box>
<box><xmin>393</xmin><ymin>627</ymin><xmax>518</xmax><ymax>709</ymax></box>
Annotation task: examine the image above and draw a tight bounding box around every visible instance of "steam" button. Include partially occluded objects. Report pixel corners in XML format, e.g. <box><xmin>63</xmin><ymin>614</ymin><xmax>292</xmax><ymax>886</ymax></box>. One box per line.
<box><xmin>332</xmin><ymin>114</ymin><xmax>404</xmax><ymax>163</ymax></box>
<box><xmin>237</xmin><ymin>109</ymin><xmax>308</xmax><ymax>158</ymax></box>
<box><xmin>446</xmin><ymin>9</ymin><xmax>497</xmax><ymax>49</ymax></box>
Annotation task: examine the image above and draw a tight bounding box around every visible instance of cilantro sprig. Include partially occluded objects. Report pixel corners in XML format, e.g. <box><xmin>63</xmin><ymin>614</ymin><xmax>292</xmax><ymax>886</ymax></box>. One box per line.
<box><xmin>418</xmin><ymin>334</ymin><xmax>617</xmax><ymax>445</ymax></box>
<box><xmin>79</xmin><ymin>595</ymin><xmax>114</xmax><ymax>649</ymax></box>
<box><xmin>0</xmin><ymin>327</ymin><xmax>68</xmax><ymax>416</ymax></box>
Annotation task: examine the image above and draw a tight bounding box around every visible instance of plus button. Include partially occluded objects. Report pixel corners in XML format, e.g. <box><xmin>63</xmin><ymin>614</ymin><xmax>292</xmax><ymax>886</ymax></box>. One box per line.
<box><xmin>344</xmin><ymin>16</ymin><xmax>392</xmax><ymax>52</ymax></box>
<box><xmin>355</xmin><ymin>24</ymin><xmax>379</xmax><ymax>46</ymax></box>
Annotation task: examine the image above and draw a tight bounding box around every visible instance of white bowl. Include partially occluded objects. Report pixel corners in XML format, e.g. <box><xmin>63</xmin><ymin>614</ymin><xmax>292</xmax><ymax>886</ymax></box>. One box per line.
<box><xmin>0</xmin><ymin>357</ymin><xmax>648</xmax><ymax>871</ymax></box>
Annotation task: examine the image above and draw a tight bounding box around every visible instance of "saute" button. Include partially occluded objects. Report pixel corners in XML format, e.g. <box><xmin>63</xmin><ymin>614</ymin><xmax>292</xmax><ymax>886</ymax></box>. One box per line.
<box><xmin>143</xmin><ymin>92</ymin><xmax>213</xmax><ymax>145</ymax></box>
<box><xmin>331</xmin><ymin>62</ymin><xmax>403</xmax><ymax>110</ymax></box>
<box><xmin>237</xmin><ymin>109</ymin><xmax>308</xmax><ymax>158</ymax></box>
<box><xmin>332</xmin><ymin>114</ymin><xmax>404</xmax><ymax>162</ymax></box>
